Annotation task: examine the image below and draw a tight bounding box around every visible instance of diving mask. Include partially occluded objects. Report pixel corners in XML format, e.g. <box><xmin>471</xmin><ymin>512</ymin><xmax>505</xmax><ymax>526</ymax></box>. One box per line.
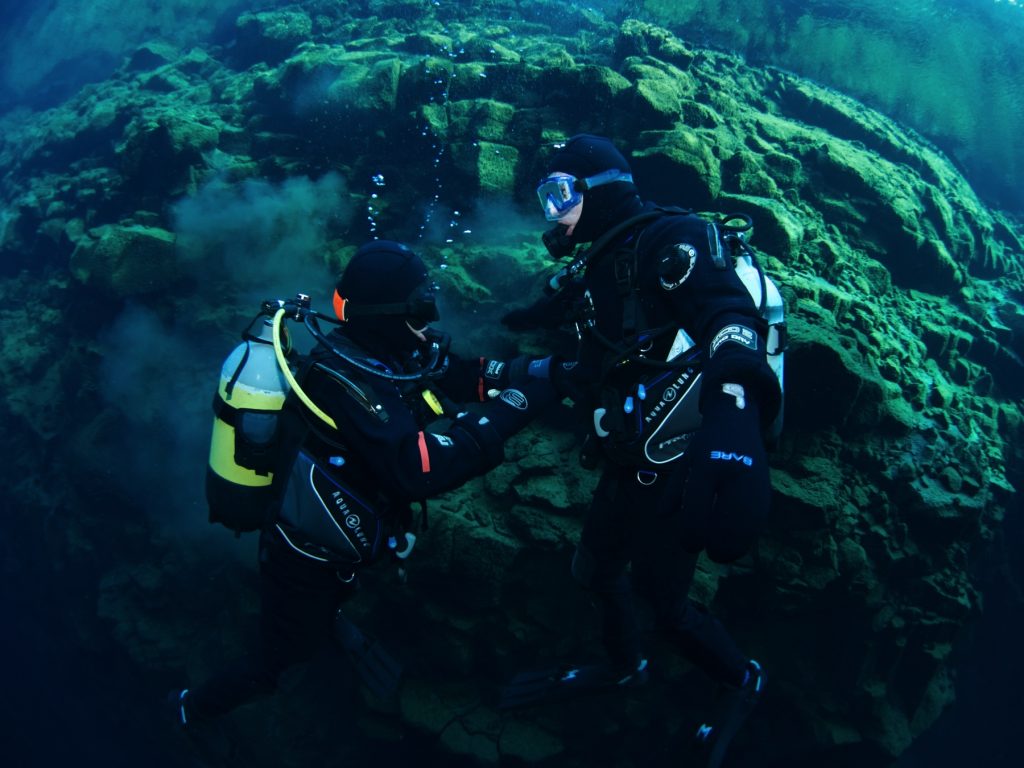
<box><xmin>536</xmin><ymin>168</ymin><xmax>635</xmax><ymax>221</ymax></box>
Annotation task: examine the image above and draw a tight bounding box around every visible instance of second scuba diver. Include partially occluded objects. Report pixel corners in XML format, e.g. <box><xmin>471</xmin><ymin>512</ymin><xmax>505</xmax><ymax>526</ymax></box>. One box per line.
<box><xmin>173</xmin><ymin>239</ymin><xmax>558</xmax><ymax>727</ymax></box>
<box><xmin>500</xmin><ymin>134</ymin><xmax>784</xmax><ymax>764</ymax></box>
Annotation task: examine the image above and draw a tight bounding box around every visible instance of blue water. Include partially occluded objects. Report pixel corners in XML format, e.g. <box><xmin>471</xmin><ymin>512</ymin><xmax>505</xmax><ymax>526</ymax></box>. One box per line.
<box><xmin>0</xmin><ymin>2</ymin><xmax>1021</xmax><ymax>767</ymax></box>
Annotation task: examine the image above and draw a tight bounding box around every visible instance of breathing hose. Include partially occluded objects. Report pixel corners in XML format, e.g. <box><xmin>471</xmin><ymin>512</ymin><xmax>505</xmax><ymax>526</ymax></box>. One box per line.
<box><xmin>271</xmin><ymin>307</ymin><xmax>338</xmax><ymax>429</ymax></box>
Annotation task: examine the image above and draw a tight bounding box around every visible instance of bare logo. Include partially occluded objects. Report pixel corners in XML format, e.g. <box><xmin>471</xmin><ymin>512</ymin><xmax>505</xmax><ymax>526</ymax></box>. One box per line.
<box><xmin>710</xmin><ymin>450</ymin><xmax>753</xmax><ymax>466</ymax></box>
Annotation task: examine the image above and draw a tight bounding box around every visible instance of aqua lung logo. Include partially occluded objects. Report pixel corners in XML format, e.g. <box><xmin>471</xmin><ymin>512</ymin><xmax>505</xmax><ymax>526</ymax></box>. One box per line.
<box><xmin>644</xmin><ymin>370</ymin><xmax>694</xmax><ymax>425</ymax></box>
<box><xmin>656</xmin><ymin>432</ymin><xmax>694</xmax><ymax>452</ymax></box>
<box><xmin>332</xmin><ymin>491</ymin><xmax>370</xmax><ymax>548</ymax></box>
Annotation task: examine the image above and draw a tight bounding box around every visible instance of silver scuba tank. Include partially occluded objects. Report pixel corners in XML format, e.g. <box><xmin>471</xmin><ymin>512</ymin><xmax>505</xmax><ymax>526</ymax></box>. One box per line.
<box><xmin>206</xmin><ymin>317</ymin><xmax>291</xmax><ymax>533</ymax></box>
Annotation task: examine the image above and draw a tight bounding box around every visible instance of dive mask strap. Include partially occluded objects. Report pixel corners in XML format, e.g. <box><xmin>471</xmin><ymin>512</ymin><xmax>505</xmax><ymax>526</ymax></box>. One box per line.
<box><xmin>578</xmin><ymin>168</ymin><xmax>633</xmax><ymax>191</ymax></box>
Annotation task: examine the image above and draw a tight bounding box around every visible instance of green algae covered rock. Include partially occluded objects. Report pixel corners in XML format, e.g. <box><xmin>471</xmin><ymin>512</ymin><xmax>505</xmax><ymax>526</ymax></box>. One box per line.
<box><xmin>632</xmin><ymin>127</ymin><xmax>722</xmax><ymax>205</ymax></box>
<box><xmin>235</xmin><ymin>9</ymin><xmax>313</xmax><ymax>64</ymax></box>
<box><xmin>620</xmin><ymin>57</ymin><xmax>696</xmax><ymax>127</ymax></box>
<box><xmin>450</xmin><ymin>140</ymin><xmax>519</xmax><ymax>195</ymax></box>
<box><xmin>69</xmin><ymin>224</ymin><xmax>177</xmax><ymax>297</ymax></box>
<box><xmin>448</xmin><ymin>98</ymin><xmax>516</xmax><ymax>143</ymax></box>
<box><xmin>117</xmin><ymin>112</ymin><xmax>220</xmax><ymax>200</ymax></box>
<box><xmin>125</xmin><ymin>40</ymin><xmax>179</xmax><ymax>72</ymax></box>
<box><xmin>1</xmin><ymin>6</ymin><xmax>1022</xmax><ymax>768</ymax></box>
<box><xmin>256</xmin><ymin>45</ymin><xmax>403</xmax><ymax>118</ymax></box>
<box><xmin>615</xmin><ymin>18</ymin><xmax>695</xmax><ymax>70</ymax></box>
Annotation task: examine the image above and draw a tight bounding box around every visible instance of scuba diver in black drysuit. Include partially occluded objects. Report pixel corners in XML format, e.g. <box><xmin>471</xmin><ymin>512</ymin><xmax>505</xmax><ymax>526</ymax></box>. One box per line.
<box><xmin>499</xmin><ymin>135</ymin><xmax>783</xmax><ymax>764</ymax></box>
<box><xmin>173</xmin><ymin>240</ymin><xmax>557</xmax><ymax>727</ymax></box>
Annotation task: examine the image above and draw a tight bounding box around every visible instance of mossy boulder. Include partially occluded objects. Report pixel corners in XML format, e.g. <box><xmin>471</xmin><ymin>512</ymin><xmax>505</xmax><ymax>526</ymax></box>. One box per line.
<box><xmin>235</xmin><ymin>9</ymin><xmax>313</xmax><ymax>65</ymax></box>
<box><xmin>458</xmin><ymin>34</ymin><xmax>522</xmax><ymax>64</ymax></box>
<box><xmin>450</xmin><ymin>140</ymin><xmax>519</xmax><ymax>195</ymax></box>
<box><xmin>69</xmin><ymin>224</ymin><xmax>177</xmax><ymax>297</ymax></box>
<box><xmin>125</xmin><ymin>41</ymin><xmax>178</xmax><ymax>72</ymax></box>
<box><xmin>369</xmin><ymin>0</ymin><xmax>435</xmax><ymax>23</ymax></box>
<box><xmin>258</xmin><ymin>46</ymin><xmax>403</xmax><ymax>119</ymax></box>
<box><xmin>632</xmin><ymin>127</ymin><xmax>722</xmax><ymax>206</ymax></box>
<box><xmin>118</xmin><ymin>113</ymin><xmax>220</xmax><ymax>198</ymax></box>
<box><xmin>620</xmin><ymin>57</ymin><xmax>695</xmax><ymax>127</ymax></box>
<box><xmin>615</xmin><ymin>19</ymin><xmax>695</xmax><ymax>70</ymax></box>
<box><xmin>448</xmin><ymin>99</ymin><xmax>516</xmax><ymax>143</ymax></box>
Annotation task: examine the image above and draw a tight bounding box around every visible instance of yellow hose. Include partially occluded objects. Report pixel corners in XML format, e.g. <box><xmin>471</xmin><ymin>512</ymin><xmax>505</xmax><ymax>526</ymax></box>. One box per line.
<box><xmin>272</xmin><ymin>308</ymin><xmax>337</xmax><ymax>429</ymax></box>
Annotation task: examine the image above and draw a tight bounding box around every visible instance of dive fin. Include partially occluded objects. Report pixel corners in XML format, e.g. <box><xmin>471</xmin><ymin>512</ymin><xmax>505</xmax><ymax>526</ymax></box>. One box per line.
<box><xmin>499</xmin><ymin>658</ymin><xmax>648</xmax><ymax>710</ymax></box>
<box><xmin>694</xmin><ymin>660</ymin><xmax>765</xmax><ymax>768</ymax></box>
<box><xmin>334</xmin><ymin>611</ymin><xmax>404</xmax><ymax>700</ymax></box>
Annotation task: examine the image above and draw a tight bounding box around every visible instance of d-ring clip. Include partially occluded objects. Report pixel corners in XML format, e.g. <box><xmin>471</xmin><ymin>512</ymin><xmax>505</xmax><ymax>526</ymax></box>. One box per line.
<box><xmin>636</xmin><ymin>470</ymin><xmax>657</xmax><ymax>486</ymax></box>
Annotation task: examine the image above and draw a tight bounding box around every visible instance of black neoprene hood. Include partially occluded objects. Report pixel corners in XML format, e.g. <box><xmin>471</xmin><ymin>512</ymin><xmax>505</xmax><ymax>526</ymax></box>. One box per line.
<box><xmin>545</xmin><ymin>134</ymin><xmax>643</xmax><ymax>243</ymax></box>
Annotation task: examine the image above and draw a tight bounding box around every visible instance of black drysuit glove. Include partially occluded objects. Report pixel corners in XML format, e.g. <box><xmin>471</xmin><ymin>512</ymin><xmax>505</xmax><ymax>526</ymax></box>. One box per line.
<box><xmin>451</xmin><ymin>376</ymin><xmax>558</xmax><ymax>471</ymax></box>
<box><xmin>680</xmin><ymin>382</ymin><xmax>770</xmax><ymax>564</ymax></box>
<box><xmin>506</xmin><ymin>355</ymin><xmax>584</xmax><ymax>403</ymax></box>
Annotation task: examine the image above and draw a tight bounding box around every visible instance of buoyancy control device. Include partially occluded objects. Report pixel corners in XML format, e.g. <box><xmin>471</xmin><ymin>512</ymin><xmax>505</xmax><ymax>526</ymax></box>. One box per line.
<box><xmin>570</xmin><ymin>211</ymin><xmax>786</xmax><ymax>468</ymax></box>
<box><xmin>206</xmin><ymin>316</ymin><xmax>292</xmax><ymax>533</ymax></box>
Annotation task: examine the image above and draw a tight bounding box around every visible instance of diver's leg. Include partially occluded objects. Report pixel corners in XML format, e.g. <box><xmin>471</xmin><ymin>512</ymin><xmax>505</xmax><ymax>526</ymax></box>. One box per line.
<box><xmin>181</xmin><ymin>530</ymin><xmax>356</xmax><ymax>724</ymax></box>
<box><xmin>498</xmin><ymin>469</ymin><xmax>648</xmax><ymax>710</ymax></box>
<box><xmin>571</xmin><ymin>466</ymin><xmax>652</xmax><ymax>674</ymax></box>
<box><xmin>630</xmin><ymin>471</ymin><xmax>749</xmax><ymax>686</ymax></box>
<box><xmin>630</xmin><ymin>473</ymin><xmax>764</xmax><ymax>765</ymax></box>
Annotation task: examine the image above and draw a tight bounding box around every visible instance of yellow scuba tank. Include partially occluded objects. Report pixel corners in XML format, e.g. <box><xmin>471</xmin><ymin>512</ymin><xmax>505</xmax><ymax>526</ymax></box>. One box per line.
<box><xmin>206</xmin><ymin>317</ymin><xmax>291</xmax><ymax>533</ymax></box>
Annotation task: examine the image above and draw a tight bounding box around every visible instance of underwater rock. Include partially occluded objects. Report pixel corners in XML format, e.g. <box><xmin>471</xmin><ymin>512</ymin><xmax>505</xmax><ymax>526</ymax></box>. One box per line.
<box><xmin>0</xmin><ymin>292</ymin><xmax>73</xmax><ymax>440</ymax></box>
<box><xmin>369</xmin><ymin>0</ymin><xmax>435</xmax><ymax>24</ymax></box>
<box><xmin>125</xmin><ymin>41</ymin><xmax>179</xmax><ymax>72</ymax></box>
<box><xmin>451</xmin><ymin>140</ymin><xmax>518</xmax><ymax>195</ymax></box>
<box><xmin>117</xmin><ymin>113</ymin><xmax>220</xmax><ymax>201</ymax></box>
<box><xmin>620</xmin><ymin>57</ymin><xmax>696</xmax><ymax>128</ymax></box>
<box><xmin>69</xmin><ymin>224</ymin><xmax>177</xmax><ymax>297</ymax></box>
<box><xmin>0</xmin><ymin>6</ymin><xmax>1021</xmax><ymax>767</ymax></box>
<box><xmin>632</xmin><ymin>127</ymin><xmax>722</xmax><ymax>206</ymax></box>
<box><xmin>447</xmin><ymin>98</ymin><xmax>516</xmax><ymax>144</ymax></box>
<box><xmin>457</xmin><ymin>33</ymin><xmax>522</xmax><ymax>64</ymax></box>
<box><xmin>235</xmin><ymin>9</ymin><xmax>314</xmax><ymax>65</ymax></box>
<box><xmin>615</xmin><ymin>18</ymin><xmax>695</xmax><ymax>70</ymax></box>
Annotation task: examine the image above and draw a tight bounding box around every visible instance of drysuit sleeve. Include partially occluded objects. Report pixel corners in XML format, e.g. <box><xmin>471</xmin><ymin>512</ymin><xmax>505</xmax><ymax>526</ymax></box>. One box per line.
<box><xmin>643</xmin><ymin>216</ymin><xmax>781</xmax><ymax>423</ymax></box>
<box><xmin>429</xmin><ymin>352</ymin><xmax>515</xmax><ymax>404</ymax></box>
<box><xmin>304</xmin><ymin>366</ymin><xmax>557</xmax><ymax>503</ymax></box>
